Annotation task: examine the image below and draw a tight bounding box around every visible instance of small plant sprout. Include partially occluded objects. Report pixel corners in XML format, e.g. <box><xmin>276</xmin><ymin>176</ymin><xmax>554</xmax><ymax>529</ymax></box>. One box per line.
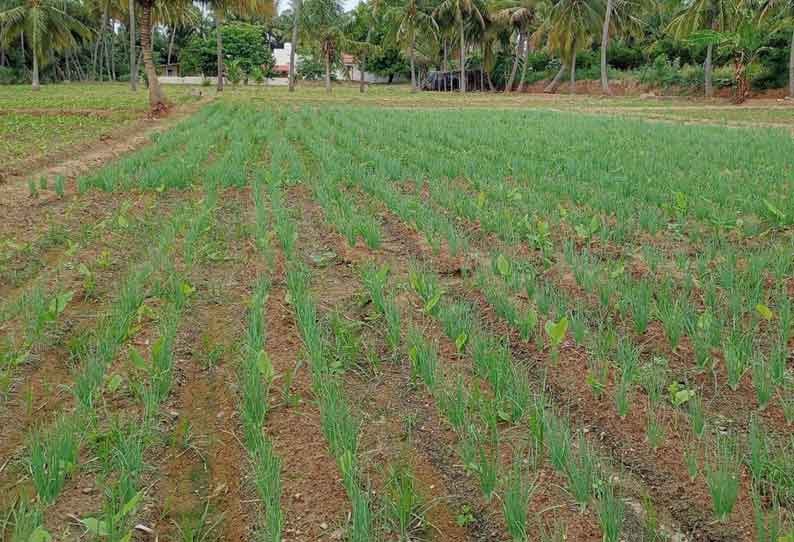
<box><xmin>645</xmin><ymin>407</ymin><xmax>666</xmax><ymax>451</ymax></box>
<box><xmin>54</xmin><ymin>175</ymin><xmax>65</xmax><ymax>198</ymax></box>
<box><xmin>28</xmin><ymin>178</ymin><xmax>39</xmax><ymax>198</ymax></box>
<box><xmin>544</xmin><ymin>317</ymin><xmax>568</xmax><ymax>363</ymax></box>
<box><xmin>683</xmin><ymin>438</ymin><xmax>700</xmax><ymax>481</ymax></box>
<box><xmin>566</xmin><ymin>433</ymin><xmax>598</xmax><ymax>510</ymax></box>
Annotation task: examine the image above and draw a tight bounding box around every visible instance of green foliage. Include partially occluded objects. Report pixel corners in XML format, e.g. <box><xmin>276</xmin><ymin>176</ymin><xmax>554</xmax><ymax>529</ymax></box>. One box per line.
<box><xmin>180</xmin><ymin>22</ymin><xmax>275</xmax><ymax>76</ymax></box>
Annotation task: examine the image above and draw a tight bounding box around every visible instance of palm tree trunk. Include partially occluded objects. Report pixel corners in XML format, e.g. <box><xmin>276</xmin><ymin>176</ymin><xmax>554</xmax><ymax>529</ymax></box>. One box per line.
<box><xmin>506</xmin><ymin>32</ymin><xmax>523</xmax><ymax>93</ymax></box>
<box><xmin>480</xmin><ymin>42</ymin><xmax>485</xmax><ymax>91</ymax></box>
<box><xmin>410</xmin><ymin>35</ymin><xmax>417</xmax><ymax>92</ymax></box>
<box><xmin>215</xmin><ymin>11</ymin><xmax>224</xmax><ymax>92</ymax></box>
<box><xmin>569</xmin><ymin>52</ymin><xmax>576</xmax><ymax>94</ymax></box>
<box><xmin>105</xmin><ymin>23</ymin><xmax>113</xmax><ymax>81</ymax></box>
<box><xmin>459</xmin><ymin>17</ymin><xmax>466</xmax><ymax>93</ymax></box>
<box><xmin>517</xmin><ymin>39</ymin><xmax>531</xmax><ymax>92</ymax></box>
<box><xmin>442</xmin><ymin>38</ymin><xmax>448</xmax><ymax>91</ymax></box>
<box><xmin>289</xmin><ymin>0</ymin><xmax>300</xmax><ymax>92</ymax></box>
<box><xmin>788</xmin><ymin>29</ymin><xmax>794</xmax><ymax>99</ymax></box>
<box><xmin>32</xmin><ymin>49</ymin><xmax>40</xmax><ymax>90</ymax></box>
<box><xmin>129</xmin><ymin>0</ymin><xmax>137</xmax><ymax>90</ymax></box>
<box><xmin>140</xmin><ymin>0</ymin><xmax>165</xmax><ymax>110</ymax></box>
<box><xmin>360</xmin><ymin>27</ymin><xmax>371</xmax><ymax>93</ymax></box>
<box><xmin>544</xmin><ymin>62</ymin><xmax>566</xmax><ymax>93</ymax></box>
<box><xmin>600</xmin><ymin>0</ymin><xmax>612</xmax><ymax>94</ymax></box>
<box><xmin>324</xmin><ymin>48</ymin><xmax>331</xmax><ymax>93</ymax></box>
<box><xmin>704</xmin><ymin>42</ymin><xmax>713</xmax><ymax>98</ymax></box>
<box><xmin>93</xmin><ymin>4</ymin><xmax>108</xmax><ymax>80</ymax></box>
<box><xmin>167</xmin><ymin>27</ymin><xmax>176</xmax><ymax>65</ymax></box>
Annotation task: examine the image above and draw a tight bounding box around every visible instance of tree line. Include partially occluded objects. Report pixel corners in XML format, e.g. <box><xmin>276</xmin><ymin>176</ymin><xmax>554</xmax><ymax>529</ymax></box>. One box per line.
<box><xmin>2</xmin><ymin>0</ymin><xmax>793</xmax><ymax>105</ymax></box>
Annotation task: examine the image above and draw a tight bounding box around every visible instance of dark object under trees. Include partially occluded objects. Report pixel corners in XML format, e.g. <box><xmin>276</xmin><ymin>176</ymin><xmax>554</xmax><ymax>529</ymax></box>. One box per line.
<box><xmin>422</xmin><ymin>69</ymin><xmax>486</xmax><ymax>91</ymax></box>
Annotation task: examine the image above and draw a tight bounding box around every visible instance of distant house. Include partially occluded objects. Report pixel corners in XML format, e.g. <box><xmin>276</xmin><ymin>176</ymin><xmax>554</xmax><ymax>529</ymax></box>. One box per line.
<box><xmin>270</xmin><ymin>43</ymin><xmax>406</xmax><ymax>84</ymax></box>
<box><xmin>272</xmin><ymin>42</ymin><xmax>292</xmax><ymax>77</ymax></box>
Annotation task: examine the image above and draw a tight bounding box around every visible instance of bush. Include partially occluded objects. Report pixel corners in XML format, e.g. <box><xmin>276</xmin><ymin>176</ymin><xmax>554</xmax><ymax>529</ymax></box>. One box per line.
<box><xmin>0</xmin><ymin>66</ymin><xmax>22</xmax><ymax>84</ymax></box>
<box><xmin>297</xmin><ymin>53</ymin><xmax>337</xmax><ymax>81</ymax></box>
<box><xmin>180</xmin><ymin>22</ymin><xmax>274</xmax><ymax>76</ymax></box>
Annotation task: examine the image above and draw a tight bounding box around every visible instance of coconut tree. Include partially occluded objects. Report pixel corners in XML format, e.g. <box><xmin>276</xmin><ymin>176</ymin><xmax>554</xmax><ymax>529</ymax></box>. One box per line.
<box><xmin>492</xmin><ymin>0</ymin><xmax>536</xmax><ymax>91</ymax></box>
<box><xmin>289</xmin><ymin>0</ymin><xmax>300</xmax><ymax>91</ymax></box>
<box><xmin>129</xmin><ymin>0</ymin><xmax>136</xmax><ymax>89</ymax></box>
<box><xmin>434</xmin><ymin>0</ymin><xmax>485</xmax><ymax>91</ymax></box>
<box><xmin>0</xmin><ymin>0</ymin><xmax>89</xmax><ymax>89</ymax></box>
<box><xmin>381</xmin><ymin>0</ymin><xmax>438</xmax><ymax>91</ymax></box>
<box><xmin>668</xmin><ymin>0</ymin><xmax>735</xmax><ymax>97</ymax></box>
<box><xmin>301</xmin><ymin>0</ymin><xmax>345</xmax><ymax>92</ymax></box>
<box><xmin>547</xmin><ymin>0</ymin><xmax>603</xmax><ymax>93</ymax></box>
<box><xmin>599</xmin><ymin>0</ymin><xmax>644</xmax><ymax>93</ymax></box>
<box><xmin>200</xmin><ymin>0</ymin><xmax>274</xmax><ymax>92</ymax></box>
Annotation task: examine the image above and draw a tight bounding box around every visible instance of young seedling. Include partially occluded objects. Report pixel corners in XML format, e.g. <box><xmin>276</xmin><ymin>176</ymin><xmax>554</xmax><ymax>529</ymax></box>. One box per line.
<box><xmin>544</xmin><ymin>317</ymin><xmax>568</xmax><ymax>364</ymax></box>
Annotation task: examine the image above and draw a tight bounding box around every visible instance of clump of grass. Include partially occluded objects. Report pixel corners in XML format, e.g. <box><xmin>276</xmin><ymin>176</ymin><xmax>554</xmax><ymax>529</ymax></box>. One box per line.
<box><xmin>502</xmin><ymin>452</ymin><xmax>537</xmax><ymax>542</ymax></box>
<box><xmin>545</xmin><ymin>412</ymin><xmax>571</xmax><ymax>472</ymax></box>
<box><xmin>384</xmin><ymin>460</ymin><xmax>427</xmax><ymax>541</ymax></box>
<box><xmin>597</xmin><ymin>477</ymin><xmax>625</xmax><ymax>542</ymax></box>
<box><xmin>566</xmin><ymin>433</ymin><xmax>598</xmax><ymax>509</ymax></box>
<box><xmin>407</xmin><ymin>328</ymin><xmax>439</xmax><ymax>392</ymax></box>
<box><xmin>645</xmin><ymin>406</ymin><xmax>666</xmax><ymax>451</ymax></box>
<box><xmin>705</xmin><ymin>433</ymin><xmax>741</xmax><ymax>522</ymax></box>
<box><xmin>28</xmin><ymin>415</ymin><xmax>81</xmax><ymax>505</ymax></box>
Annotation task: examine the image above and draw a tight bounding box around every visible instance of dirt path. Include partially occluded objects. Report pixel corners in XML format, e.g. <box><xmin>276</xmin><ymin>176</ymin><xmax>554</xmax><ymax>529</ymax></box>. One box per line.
<box><xmin>0</xmin><ymin>95</ymin><xmax>213</xmax><ymax>187</ymax></box>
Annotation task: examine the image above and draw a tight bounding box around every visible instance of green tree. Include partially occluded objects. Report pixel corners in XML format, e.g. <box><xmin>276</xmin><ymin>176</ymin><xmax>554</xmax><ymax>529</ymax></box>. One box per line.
<box><xmin>668</xmin><ymin>0</ymin><xmax>735</xmax><ymax>96</ymax></box>
<box><xmin>301</xmin><ymin>0</ymin><xmax>346</xmax><ymax>92</ymax></box>
<box><xmin>0</xmin><ymin>0</ymin><xmax>90</xmax><ymax>89</ymax></box>
<box><xmin>199</xmin><ymin>0</ymin><xmax>273</xmax><ymax>92</ymax></box>
<box><xmin>548</xmin><ymin>0</ymin><xmax>603</xmax><ymax>93</ymax></box>
<box><xmin>600</xmin><ymin>0</ymin><xmax>645</xmax><ymax>93</ymax></box>
<box><xmin>492</xmin><ymin>0</ymin><xmax>536</xmax><ymax>91</ymax></box>
<box><xmin>381</xmin><ymin>0</ymin><xmax>437</xmax><ymax>90</ymax></box>
<box><xmin>434</xmin><ymin>0</ymin><xmax>485</xmax><ymax>91</ymax></box>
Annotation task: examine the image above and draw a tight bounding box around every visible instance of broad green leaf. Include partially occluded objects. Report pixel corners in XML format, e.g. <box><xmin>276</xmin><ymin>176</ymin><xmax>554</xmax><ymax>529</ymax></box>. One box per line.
<box><xmin>129</xmin><ymin>348</ymin><xmax>147</xmax><ymax>370</ymax></box>
<box><xmin>181</xmin><ymin>281</ymin><xmax>196</xmax><ymax>298</ymax></box>
<box><xmin>48</xmin><ymin>291</ymin><xmax>74</xmax><ymax>318</ymax></box>
<box><xmin>80</xmin><ymin>518</ymin><xmax>109</xmax><ymax>537</ymax></box>
<box><xmin>424</xmin><ymin>291</ymin><xmax>443</xmax><ymax>314</ymax></box>
<box><xmin>28</xmin><ymin>527</ymin><xmax>52</xmax><ymax>542</ymax></box>
<box><xmin>544</xmin><ymin>317</ymin><xmax>569</xmax><ymax>346</ymax></box>
<box><xmin>763</xmin><ymin>199</ymin><xmax>786</xmax><ymax>222</ymax></box>
<box><xmin>106</xmin><ymin>373</ymin><xmax>123</xmax><ymax>393</ymax></box>
<box><xmin>257</xmin><ymin>349</ymin><xmax>274</xmax><ymax>383</ymax></box>
<box><xmin>455</xmin><ymin>332</ymin><xmax>468</xmax><ymax>351</ymax></box>
<box><xmin>495</xmin><ymin>254</ymin><xmax>511</xmax><ymax>278</ymax></box>
<box><xmin>119</xmin><ymin>490</ymin><xmax>143</xmax><ymax>518</ymax></box>
<box><xmin>755</xmin><ymin>303</ymin><xmax>774</xmax><ymax>321</ymax></box>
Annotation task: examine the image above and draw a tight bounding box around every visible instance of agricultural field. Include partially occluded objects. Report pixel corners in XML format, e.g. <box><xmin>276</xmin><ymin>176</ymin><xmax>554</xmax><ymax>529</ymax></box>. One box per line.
<box><xmin>1</xmin><ymin>88</ymin><xmax>794</xmax><ymax>542</ymax></box>
<box><xmin>0</xmin><ymin>84</ymin><xmax>206</xmax><ymax>181</ymax></box>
